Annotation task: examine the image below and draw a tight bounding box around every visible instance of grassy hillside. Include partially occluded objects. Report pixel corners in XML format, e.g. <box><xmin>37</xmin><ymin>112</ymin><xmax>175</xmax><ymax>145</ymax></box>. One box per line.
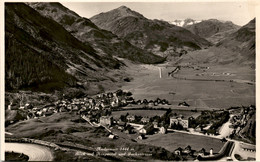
<box><xmin>185</xmin><ymin>19</ymin><xmax>240</xmax><ymax>40</ymax></box>
<box><xmin>216</xmin><ymin>18</ymin><xmax>255</xmax><ymax>67</ymax></box>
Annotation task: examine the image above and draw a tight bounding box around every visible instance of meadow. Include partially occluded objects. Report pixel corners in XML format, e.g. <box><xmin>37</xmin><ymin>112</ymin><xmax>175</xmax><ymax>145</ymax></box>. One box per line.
<box><xmin>111</xmin><ymin>109</ymin><xmax>166</xmax><ymax>119</ymax></box>
<box><xmin>139</xmin><ymin>131</ymin><xmax>224</xmax><ymax>153</ymax></box>
<box><xmin>121</xmin><ymin>48</ymin><xmax>255</xmax><ymax>109</ymax></box>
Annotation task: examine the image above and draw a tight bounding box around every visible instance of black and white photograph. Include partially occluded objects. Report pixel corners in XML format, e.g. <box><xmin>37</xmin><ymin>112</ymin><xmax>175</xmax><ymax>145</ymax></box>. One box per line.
<box><xmin>1</xmin><ymin>0</ymin><xmax>258</xmax><ymax>161</ymax></box>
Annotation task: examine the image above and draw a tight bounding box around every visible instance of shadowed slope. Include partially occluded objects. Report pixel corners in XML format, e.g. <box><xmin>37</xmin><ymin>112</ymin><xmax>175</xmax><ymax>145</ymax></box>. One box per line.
<box><xmin>29</xmin><ymin>2</ymin><xmax>165</xmax><ymax>64</ymax></box>
<box><xmin>90</xmin><ymin>6</ymin><xmax>211</xmax><ymax>57</ymax></box>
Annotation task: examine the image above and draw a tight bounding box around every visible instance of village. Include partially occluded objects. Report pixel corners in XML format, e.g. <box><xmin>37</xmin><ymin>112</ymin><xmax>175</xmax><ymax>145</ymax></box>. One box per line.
<box><xmin>7</xmin><ymin>89</ymin><xmax>170</xmax><ymax>121</ymax></box>
<box><xmin>5</xmin><ymin>89</ymin><xmax>256</xmax><ymax>160</ymax></box>
<box><xmin>6</xmin><ymin>89</ymin><xmax>195</xmax><ymax>135</ymax></box>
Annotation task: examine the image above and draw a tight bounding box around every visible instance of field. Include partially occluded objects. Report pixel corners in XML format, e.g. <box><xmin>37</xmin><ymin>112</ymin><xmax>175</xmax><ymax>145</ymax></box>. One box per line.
<box><xmin>5</xmin><ymin>112</ymin><xmax>109</xmax><ymax>144</ymax></box>
<box><xmin>139</xmin><ymin>131</ymin><xmax>224</xmax><ymax>153</ymax></box>
<box><xmin>112</xmin><ymin>109</ymin><xmax>200</xmax><ymax>120</ymax></box>
<box><xmin>120</xmin><ymin>47</ymin><xmax>255</xmax><ymax>109</ymax></box>
<box><xmin>170</xmin><ymin>109</ymin><xmax>201</xmax><ymax>118</ymax></box>
<box><xmin>112</xmin><ymin>109</ymin><xmax>166</xmax><ymax>119</ymax></box>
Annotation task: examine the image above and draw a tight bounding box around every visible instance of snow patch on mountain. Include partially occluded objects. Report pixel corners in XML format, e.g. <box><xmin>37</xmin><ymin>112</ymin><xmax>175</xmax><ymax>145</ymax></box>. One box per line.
<box><xmin>168</xmin><ymin>19</ymin><xmax>201</xmax><ymax>27</ymax></box>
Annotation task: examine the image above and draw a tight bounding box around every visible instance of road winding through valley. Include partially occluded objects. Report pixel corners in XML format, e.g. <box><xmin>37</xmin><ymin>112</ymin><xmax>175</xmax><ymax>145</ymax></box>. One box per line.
<box><xmin>5</xmin><ymin>142</ymin><xmax>54</xmax><ymax>161</ymax></box>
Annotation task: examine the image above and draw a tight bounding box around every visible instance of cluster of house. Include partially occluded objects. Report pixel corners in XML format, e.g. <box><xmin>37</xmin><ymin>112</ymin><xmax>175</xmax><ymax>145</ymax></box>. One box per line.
<box><xmin>7</xmin><ymin>102</ymin><xmax>60</xmax><ymax>120</ymax></box>
<box><xmin>178</xmin><ymin>101</ymin><xmax>190</xmax><ymax>107</ymax></box>
<box><xmin>134</xmin><ymin>98</ymin><xmax>170</xmax><ymax>107</ymax></box>
<box><xmin>55</xmin><ymin>90</ymin><xmax>134</xmax><ymax>111</ymax></box>
<box><xmin>174</xmin><ymin>146</ymin><xmax>213</xmax><ymax>158</ymax></box>
<box><xmin>94</xmin><ymin>112</ymin><xmax>191</xmax><ymax>140</ymax></box>
<box><xmin>229</xmin><ymin>105</ymin><xmax>255</xmax><ymax>134</ymax></box>
<box><xmin>97</xmin><ymin>115</ymin><xmax>166</xmax><ymax>136</ymax></box>
<box><xmin>7</xmin><ymin>90</ymin><xmax>131</xmax><ymax>119</ymax></box>
<box><xmin>9</xmin><ymin>89</ymin><xmax>172</xmax><ymax>121</ymax></box>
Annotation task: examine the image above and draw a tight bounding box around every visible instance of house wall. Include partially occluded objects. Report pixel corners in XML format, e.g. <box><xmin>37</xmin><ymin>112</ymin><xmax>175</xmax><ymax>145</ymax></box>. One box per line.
<box><xmin>180</xmin><ymin>120</ymin><xmax>189</xmax><ymax>128</ymax></box>
<box><xmin>170</xmin><ymin>118</ymin><xmax>178</xmax><ymax>127</ymax></box>
<box><xmin>100</xmin><ymin>117</ymin><xmax>112</xmax><ymax>126</ymax></box>
<box><xmin>170</xmin><ymin>118</ymin><xmax>189</xmax><ymax>128</ymax></box>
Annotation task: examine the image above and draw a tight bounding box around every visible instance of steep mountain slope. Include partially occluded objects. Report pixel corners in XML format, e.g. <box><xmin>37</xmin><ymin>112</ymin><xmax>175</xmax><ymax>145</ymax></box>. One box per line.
<box><xmin>28</xmin><ymin>2</ymin><xmax>164</xmax><ymax>64</ymax></box>
<box><xmin>5</xmin><ymin>3</ymin><xmax>122</xmax><ymax>92</ymax></box>
<box><xmin>216</xmin><ymin>18</ymin><xmax>255</xmax><ymax>66</ymax></box>
<box><xmin>179</xmin><ymin>18</ymin><xmax>255</xmax><ymax>67</ymax></box>
<box><xmin>185</xmin><ymin>19</ymin><xmax>240</xmax><ymax>43</ymax></box>
<box><xmin>90</xmin><ymin>6</ymin><xmax>211</xmax><ymax>57</ymax></box>
<box><xmin>206</xmin><ymin>29</ymin><xmax>238</xmax><ymax>45</ymax></box>
<box><xmin>169</xmin><ymin>18</ymin><xmax>201</xmax><ymax>27</ymax></box>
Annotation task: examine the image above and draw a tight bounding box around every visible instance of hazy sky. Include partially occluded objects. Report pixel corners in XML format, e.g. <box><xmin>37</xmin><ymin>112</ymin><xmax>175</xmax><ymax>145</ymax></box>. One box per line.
<box><xmin>61</xmin><ymin>1</ymin><xmax>256</xmax><ymax>26</ymax></box>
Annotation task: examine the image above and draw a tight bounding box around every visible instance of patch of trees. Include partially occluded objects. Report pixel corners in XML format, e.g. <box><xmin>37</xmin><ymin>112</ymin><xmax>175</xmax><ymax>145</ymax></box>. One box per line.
<box><xmin>120</xmin><ymin>113</ymin><xmax>128</xmax><ymax>122</ymax></box>
<box><xmin>151</xmin><ymin>147</ymin><xmax>181</xmax><ymax>160</ymax></box>
<box><xmin>115</xmin><ymin>89</ymin><xmax>132</xmax><ymax>97</ymax></box>
<box><xmin>207</xmin><ymin>111</ymin><xmax>229</xmax><ymax>134</ymax></box>
<box><xmin>5</xmin><ymin>151</ymin><xmax>29</xmax><ymax>161</ymax></box>
<box><xmin>124</xmin><ymin>124</ymin><xmax>135</xmax><ymax>134</ymax></box>
<box><xmin>158</xmin><ymin>108</ymin><xmax>172</xmax><ymax>128</ymax></box>
<box><xmin>188</xmin><ymin>117</ymin><xmax>197</xmax><ymax>128</ymax></box>
<box><xmin>170</xmin><ymin>122</ymin><xmax>184</xmax><ymax>130</ymax></box>
<box><xmin>189</xmin><ymin>110</ymin><xmax>230</xmax><ymax>135</ymax></box>
<box><xmin>5</xmin><ymin>35</ymin><xmax>77</xmax><ymax>92</ymax></box>
<box><xmin>123</xmin><ymin>77</ymin><xmax>132</xmax><ymax>82</ymax></box>
<box><xmin>234</xmin><ymin>154</ymin><xmax>242</xmax><ymax>161</ymax></box>
<box><xmin>144</xmin><ymin>123</ymin><xmax>155</xmax><ymax>135</ymax></box>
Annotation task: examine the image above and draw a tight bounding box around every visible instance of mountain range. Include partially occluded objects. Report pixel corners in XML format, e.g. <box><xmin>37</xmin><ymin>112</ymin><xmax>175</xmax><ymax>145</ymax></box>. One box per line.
<box><xmin>5</xmin><ymin>3</ymin><xmax>165</xmax><ymax>93</ymax></box>
<box><xmin>28</xmin><ymin>3</ymin><xmax>164</xmax><ymax>65</ymax></box>
<box><xmin>185</xmin><ymin>19</ymin><xmax>240</xmax><ymax>43</ymax></box>
<box><xmin>90</xmin><ymin>6</ymin><xmax>211</xmax><ymax>57</ymax></box>
<box><xmin>5</xmin><ymin>3</ymin><xmax>255</xmax><ymax>93</ymax></box>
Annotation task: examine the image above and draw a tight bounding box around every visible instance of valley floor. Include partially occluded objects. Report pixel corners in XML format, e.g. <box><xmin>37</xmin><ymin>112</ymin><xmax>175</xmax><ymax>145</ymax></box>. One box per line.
<box><xmin>120</xmin><ymin>47</ymin><xmax>255</xmax><ymax>109</ymax></box>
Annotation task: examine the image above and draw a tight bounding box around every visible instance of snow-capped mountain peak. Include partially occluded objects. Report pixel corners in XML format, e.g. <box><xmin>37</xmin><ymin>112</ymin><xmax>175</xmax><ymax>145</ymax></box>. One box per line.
<box><xmin>169</xmin><ymin>18</ymin><xmax>201</xmax><ymax>27</ymax></box>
